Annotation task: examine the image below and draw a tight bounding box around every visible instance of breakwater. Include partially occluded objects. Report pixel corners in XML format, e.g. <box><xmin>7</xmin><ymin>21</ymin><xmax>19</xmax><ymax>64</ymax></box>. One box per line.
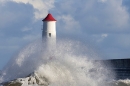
<box><xmin>103</xmin><ymin>59</ymin><xmax>130</xmax><ymax>79</ymax></box>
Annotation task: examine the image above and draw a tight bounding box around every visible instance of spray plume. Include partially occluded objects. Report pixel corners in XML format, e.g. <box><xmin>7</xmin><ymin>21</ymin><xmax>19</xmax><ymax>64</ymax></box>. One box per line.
<box><xmin>0</xmin><ymin>39</ymin><xmax>114</xmax><ymax>86</ymax></box>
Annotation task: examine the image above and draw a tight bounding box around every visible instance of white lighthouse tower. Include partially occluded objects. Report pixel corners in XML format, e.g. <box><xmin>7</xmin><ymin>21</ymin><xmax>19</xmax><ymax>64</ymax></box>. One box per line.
<box><xmin>42</xmin><ymin>13</ymin><xmax>56</xmax><ymax>49</ymax></box>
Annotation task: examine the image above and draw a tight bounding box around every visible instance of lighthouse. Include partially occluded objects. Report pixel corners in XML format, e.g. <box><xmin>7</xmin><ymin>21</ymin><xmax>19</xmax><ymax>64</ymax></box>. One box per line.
<box><xmin>42</xmin><ymin>13</ymin><xmax>56</xmax><ymax>49</ymax></box>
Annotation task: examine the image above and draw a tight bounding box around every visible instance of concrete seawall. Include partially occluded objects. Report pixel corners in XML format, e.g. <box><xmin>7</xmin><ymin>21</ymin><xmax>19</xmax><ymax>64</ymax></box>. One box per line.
<box><xmin>103</xmin><ymin>59</ymin><xmax>130</xmax><ymax>79</ymax></box>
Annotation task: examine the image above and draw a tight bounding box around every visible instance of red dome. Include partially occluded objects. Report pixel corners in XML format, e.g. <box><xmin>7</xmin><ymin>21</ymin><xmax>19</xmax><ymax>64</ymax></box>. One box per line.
<box><xmin>42</xmin><ymin>13</ymin><xmax>56</xmax><ymax>21</ymax></box>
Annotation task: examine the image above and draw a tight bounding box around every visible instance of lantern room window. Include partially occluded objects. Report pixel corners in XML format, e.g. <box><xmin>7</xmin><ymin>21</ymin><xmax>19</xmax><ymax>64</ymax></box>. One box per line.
<box><xmin>49</xmin><ymin>33</ymin><xmax>51</xmax><ymax>37</ymax></box>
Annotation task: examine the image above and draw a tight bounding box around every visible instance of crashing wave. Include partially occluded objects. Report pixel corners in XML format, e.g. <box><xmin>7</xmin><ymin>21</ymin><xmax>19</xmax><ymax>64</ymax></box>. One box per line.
<box><xmin>108</xmin><ymin>79</ymin><xmax>130</xmax><ymax>86</ymax></box>
<box><xmin>0</xmin><ymin>40</ymin><xmax>115</xmax><ymax>86</ymax></box>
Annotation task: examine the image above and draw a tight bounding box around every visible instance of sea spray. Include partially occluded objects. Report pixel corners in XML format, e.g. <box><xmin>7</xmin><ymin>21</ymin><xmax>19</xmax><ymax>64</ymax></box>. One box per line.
<box><xmin>0</xmin><ymin>40</ymin><xmax>44</xmax><ymax>82</ymax></box>
<box><xmin>0</xmin><ymin>39</ymin><xmax>114</xmax><ymax>86</ymax></box>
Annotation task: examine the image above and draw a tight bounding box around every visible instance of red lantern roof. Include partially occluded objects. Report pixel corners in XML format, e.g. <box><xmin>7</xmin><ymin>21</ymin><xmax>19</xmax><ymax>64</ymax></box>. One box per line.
<box><xmin>42</xmin><ymin>13</ymin><xmax>56</xmax><ymax>21</ymax></box>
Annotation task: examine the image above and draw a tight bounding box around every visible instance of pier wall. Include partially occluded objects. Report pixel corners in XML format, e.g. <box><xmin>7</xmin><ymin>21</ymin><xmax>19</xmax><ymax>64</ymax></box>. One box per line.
<box><xmin>103</xmin><ymin>59</ymin><xmax>130</xmax><ymax>79</ymax></box>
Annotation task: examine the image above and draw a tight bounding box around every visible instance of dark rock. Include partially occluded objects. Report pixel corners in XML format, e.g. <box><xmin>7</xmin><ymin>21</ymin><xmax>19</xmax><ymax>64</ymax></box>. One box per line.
<box><xmin>2</xmin><ymin>81</ymin><xmax>22</xmax><ymax>86</ymax></box>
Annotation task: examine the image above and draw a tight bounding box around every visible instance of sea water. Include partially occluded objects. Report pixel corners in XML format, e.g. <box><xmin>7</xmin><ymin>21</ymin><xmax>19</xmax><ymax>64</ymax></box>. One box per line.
<box><xmin>0</xmin><ymin>39</ymin><xmax>129</xmax><ymax>86</ymax></box>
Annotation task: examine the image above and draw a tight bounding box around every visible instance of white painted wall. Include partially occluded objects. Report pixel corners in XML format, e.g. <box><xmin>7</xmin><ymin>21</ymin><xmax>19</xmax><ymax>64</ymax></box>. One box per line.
<box><xmin>42</xmin><ymin>21</ymin><xmax>56</xmax><ymax>38</ymax></box>
<box><xmin>42</xmin><ymin>21</ymin><xmax>56</xmax><ymax>50</ymax></box>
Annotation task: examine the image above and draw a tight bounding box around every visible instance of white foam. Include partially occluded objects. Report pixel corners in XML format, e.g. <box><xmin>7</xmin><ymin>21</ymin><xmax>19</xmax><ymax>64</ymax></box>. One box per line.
<box><xmin>0</xmin><ymin>39</ymin><xmax>114</xmax><ymax>86</ymax></box>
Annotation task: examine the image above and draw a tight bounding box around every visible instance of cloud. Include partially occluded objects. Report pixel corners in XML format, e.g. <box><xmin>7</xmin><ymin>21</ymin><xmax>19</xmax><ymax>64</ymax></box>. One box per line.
<box><xmin>54</xmin><ymin>0</ymin><xmax>130</xmax><ymax>60</ymax></box>
<box><xmin>0</xmin><ymin>1</ymin><xmax>34</xmax><ymax>34</ymax></box>
<box><xmin>0</xmin><ymin>0</ymin><xmax>55</xmax><ymax>20</ymax></box>
<box><xmin>122</xmin><ymin>0</ymin><xmax>130</xmax><ymax>13</ymax></box>
<box><xmin>98</xmin><ymin>34</ymin><xmax>108</xmax><ymax>42</ymax></box>
<box><xmin>87</xmin><ymin>34</ymin><xmax>108</xmax><ymax>44</ymax></box>
<box><xmin>54</xmin><ymin>0</ymin><xmax>130</xmax><ymax>33</ymax></box>
<box><xmin>0</xmin><ymin>0</ymin><xmax>130</xmax><ymax>69</ymax></box>
<box><xmin>11</xmin><ymin>0</ymin><xmax>55</xmax><ymax>20</ymax></box>
<box><xmin>57</xmin><ymin>15</ymin><xmax>80</xmax><ymax>32</ymax></box>
<box><xmin>116</xmin><ymin>34</ymin><xmax>130</xmax><ymax>48</ymax></box>
<box><xmin>104</xmin><ymin>0</ymin><xmax>129</xmax><ymax>28</ymax></box>
<box><xmin>98</xmin><ymin>0</ymin><xmax>107</xmax><ymax>3</ymax></box>
<box><xmin>0</xmin><ymin>1</ymin><xmax>40</xmax><ymax>69</ymax></box>
<box><xmin>96</xmin><ymin>33</ymin><xmax>130</xmax><ymax>58</ymax></box>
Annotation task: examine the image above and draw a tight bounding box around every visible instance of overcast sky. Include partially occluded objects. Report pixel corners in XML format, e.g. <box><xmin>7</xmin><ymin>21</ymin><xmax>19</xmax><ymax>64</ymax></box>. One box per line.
<box><xmin>0</xmin><ymin>0</ymin><xmax>130</xmax><ymax>69</ymax></box>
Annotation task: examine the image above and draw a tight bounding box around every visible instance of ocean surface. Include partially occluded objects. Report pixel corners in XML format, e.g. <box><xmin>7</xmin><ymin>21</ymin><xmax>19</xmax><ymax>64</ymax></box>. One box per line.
<box><xmin>0</xmin><ymin>39</ymin><xmax>130</xmax><ymax>86</ymax></box>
